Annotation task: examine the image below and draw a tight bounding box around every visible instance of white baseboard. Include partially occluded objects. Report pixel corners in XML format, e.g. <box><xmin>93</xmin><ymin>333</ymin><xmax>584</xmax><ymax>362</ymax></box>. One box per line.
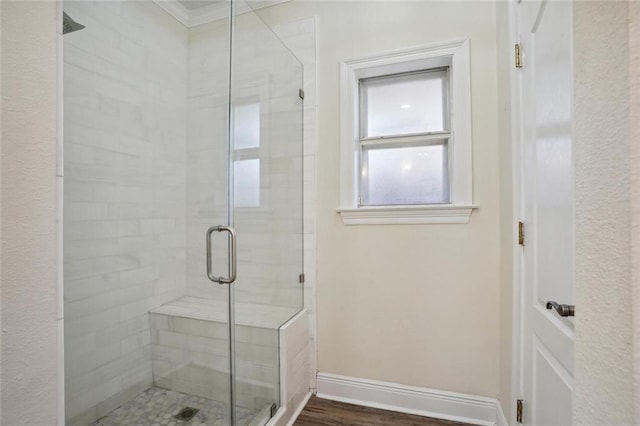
<box><xmin>316</xmin><ymin>372</ymin><xmax>504</xmax><ymax>426</ymax></box>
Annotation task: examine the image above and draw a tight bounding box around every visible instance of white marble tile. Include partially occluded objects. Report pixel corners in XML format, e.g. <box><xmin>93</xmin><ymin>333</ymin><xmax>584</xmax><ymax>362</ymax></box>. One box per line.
<box><xmin>63</xmin><ymin>1</ymin><xmax>188</xmax><ymax>422</ymax></box>
<box><xmin>57</xmin><ymin>318</ymin><xmax>66</xmax><ymax>425</ymax></box>
<box><xmin>56</xmin><ymin>176</ymin><xmax>64</xmax><ymax>320</ymax></box>
<box><xmin>57</xmin><ymin>32</ymin><xmax>64</xmax><ymax>177</ymax></box>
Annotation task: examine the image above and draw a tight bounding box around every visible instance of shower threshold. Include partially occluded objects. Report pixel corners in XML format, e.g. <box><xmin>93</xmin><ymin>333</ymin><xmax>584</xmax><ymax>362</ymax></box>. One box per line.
<box><xmin>89</xmin><ymin>387</ymin><xmax>260</xmax><ymax>426</ymax></box>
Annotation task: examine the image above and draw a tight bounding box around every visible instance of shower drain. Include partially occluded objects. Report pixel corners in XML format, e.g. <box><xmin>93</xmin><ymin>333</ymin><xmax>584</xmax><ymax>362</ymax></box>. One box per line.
<box><xmin>174</xmin><ymin>406</ymin><xmax>200</xmax><ymax>422</ymax></box>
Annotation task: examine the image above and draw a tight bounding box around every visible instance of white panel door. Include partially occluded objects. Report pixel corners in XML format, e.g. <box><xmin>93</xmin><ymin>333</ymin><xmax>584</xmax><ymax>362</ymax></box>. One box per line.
<box><xmin>519</xmin><ymin>0</ymin><xmax>575</xmax><ymax>425</ymax></box>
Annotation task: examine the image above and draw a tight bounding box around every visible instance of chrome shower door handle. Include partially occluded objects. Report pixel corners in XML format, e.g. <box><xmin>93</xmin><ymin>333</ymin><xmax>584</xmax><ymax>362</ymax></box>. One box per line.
<box><xmin>206</xmin><ymin>225</ymin><xmax>237</xmax><ymax>284</ymax></box>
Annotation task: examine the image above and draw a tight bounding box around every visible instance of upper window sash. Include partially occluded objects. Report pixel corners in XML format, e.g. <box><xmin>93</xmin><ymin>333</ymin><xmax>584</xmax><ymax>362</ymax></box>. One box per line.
<box><xmin>359</xmin><ymin>68</ymin><xmax>451</xmax><ymax>139</ymax></box>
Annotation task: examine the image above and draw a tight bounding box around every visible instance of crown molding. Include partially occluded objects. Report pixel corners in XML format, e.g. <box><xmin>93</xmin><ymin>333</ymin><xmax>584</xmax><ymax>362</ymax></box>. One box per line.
<box><xmin>154</xmin><ymin>0</ymin><xmax>190</xmax><ymax>26</ymax></box>
<box><xmin>154</xmin><ymin>0</ymin><xmax>293</xmax><ymax>28</ymax></box>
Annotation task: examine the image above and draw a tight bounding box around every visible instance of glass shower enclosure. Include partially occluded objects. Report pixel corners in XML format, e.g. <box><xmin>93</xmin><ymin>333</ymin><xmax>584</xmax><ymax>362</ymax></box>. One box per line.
<box><xmin>62</xmin><ymin>0</ymin><xmax>303</xmax><ymax>424</ymax></box>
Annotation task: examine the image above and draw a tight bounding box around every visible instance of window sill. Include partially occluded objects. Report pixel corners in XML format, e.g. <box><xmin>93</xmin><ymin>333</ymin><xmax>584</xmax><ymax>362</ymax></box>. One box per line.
<box><xmin>336</xmin><ymin>204</ymin><xmax>478</xmax><ymax>225</ymax></box>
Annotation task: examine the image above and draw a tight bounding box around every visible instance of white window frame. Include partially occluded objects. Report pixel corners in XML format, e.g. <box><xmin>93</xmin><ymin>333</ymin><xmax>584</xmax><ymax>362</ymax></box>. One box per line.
<box><xmin>337</xmin><ymin>39</ymin><xmax>477</xmax><ymax>225</ymax></box>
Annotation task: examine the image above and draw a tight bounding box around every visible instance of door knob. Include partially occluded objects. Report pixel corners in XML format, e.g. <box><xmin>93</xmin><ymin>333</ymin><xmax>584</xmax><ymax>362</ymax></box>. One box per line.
<box><xmin>546</xmin><ymin>301</ymin><xmax>575</xmax><ymax>317</ymax></box>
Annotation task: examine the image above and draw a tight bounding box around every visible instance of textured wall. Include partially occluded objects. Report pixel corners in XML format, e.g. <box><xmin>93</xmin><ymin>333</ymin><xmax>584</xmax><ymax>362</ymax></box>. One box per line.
<box><xmin>0</xmin><ymin>1</ymin><xmax>59</xmax><ymax>424</ymax></box>
<box><xmin>573</xmin><ymin>2</ymin><xmax>635</xmax><ymax>424</ymax></box>
<box><xmin>632</xmin><ymin>1</ymin><xmax>640</xmax><ymax>421</ymax></box>
<box><xmin>62</xmin><ymin>2</ymin><xmax>188</xmax><ymax>423</ymax></box>
<box><xmin>255</xmin><ymin>0</ymin><xmax>501</xmax><ymax>398</ymax></box>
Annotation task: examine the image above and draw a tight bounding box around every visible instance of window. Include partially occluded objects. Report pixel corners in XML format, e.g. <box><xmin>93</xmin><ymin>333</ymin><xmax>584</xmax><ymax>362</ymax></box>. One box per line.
<box><xmin>359</xmin><ymin>69</ymin><xmax>450</xmax><ymax>206</ymax></box>
<box><xmin>233</xmin><ymin>102</ymin><xmax>261</xmax><ymax>208</ymax></box>
<box><xmin>338</xmin><ymin>40</ymin><xmax>476</xmax><ymax>225</ymax></box>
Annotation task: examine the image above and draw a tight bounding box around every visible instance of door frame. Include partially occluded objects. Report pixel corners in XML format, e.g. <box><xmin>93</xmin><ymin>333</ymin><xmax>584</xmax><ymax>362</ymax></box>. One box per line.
<box><xmin>502</xmin><ymin>1</ymin><xmax>524</xmax><ymax>424</ymax></box>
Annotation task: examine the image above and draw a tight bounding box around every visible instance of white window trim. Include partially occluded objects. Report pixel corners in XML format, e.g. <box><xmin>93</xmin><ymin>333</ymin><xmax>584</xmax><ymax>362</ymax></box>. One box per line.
<box><xmin>337</xmin><ymin>39</ymin><xmax>477</xmax><ymax>225</ymax></box>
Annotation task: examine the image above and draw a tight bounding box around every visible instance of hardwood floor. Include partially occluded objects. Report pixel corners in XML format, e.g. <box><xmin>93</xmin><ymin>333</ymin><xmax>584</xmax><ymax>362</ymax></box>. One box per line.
<box><xmin>293</xmin><ymin>396</ymin><xmax>471</xmax><ymax>426</ymax></box>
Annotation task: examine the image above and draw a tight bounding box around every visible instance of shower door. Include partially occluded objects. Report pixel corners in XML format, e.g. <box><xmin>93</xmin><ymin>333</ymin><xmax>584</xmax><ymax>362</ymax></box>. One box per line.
<box><xmin>230</xmin><ymin>1</ymin><xmax>304</xmax><ymax>423</ymax></box>
<box><xmin>212</xmin><ymin>0</ymin><xmax>305</xmax><ymax>424</ymax></box>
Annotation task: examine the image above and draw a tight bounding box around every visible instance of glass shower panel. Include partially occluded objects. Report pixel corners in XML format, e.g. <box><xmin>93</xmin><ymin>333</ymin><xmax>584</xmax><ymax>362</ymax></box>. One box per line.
<box><xmin>230</xmin><ymin>2</ymin><xmax>304</xmax><ymax>424</ymax></box>
<box><xmin>63</xmin><ymin>0</ymin><xmax>235</xmax><ymax>424</ymax></box>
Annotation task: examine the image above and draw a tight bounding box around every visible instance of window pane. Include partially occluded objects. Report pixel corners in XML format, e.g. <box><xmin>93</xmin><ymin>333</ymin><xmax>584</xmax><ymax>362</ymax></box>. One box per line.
<box><xmin>233</xmin><ymin>103</ymin><xmax>260</xmax><ymax>149</ymax></box>
<box><xmin>362</xmin><ymin>143</ymin><xmax>448</xmax><ymax>205</ymax></box>
<box><xmin>362</xmin><ymin>71</ymin><xmax>448</xmax><ymax>137</ymax></box>
<box><xmin>234</xmin><ymin>159</ymin><xmax>260</xmax><ymax>207</ymax></box>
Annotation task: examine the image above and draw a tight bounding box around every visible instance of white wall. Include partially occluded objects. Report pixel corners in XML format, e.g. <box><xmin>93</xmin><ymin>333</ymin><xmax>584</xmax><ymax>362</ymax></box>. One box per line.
<box><xmin>0</xmin><ymin>1</ymin><xmax>59</xmax><ymax>424</ymax></box>
<box><xmin>257</xmin><ymin>0</ymin><xmax>501</xmax><ymax>398</ymax></box>
<box><xmin>573</xmin><ymin>2</ymin><xmax>635</xmax><ymax>423</ymax></box>
<box><xmin>62</xmin><ymin>2</ymin><xmax>188</xmax><ymax>423</ymax></box>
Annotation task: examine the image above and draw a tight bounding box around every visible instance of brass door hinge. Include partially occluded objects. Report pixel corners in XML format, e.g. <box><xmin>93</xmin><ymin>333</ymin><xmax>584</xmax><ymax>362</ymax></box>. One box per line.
<box><xmin>515</xmin><ymin>43</ymin><xmax>523</xmax><ymax>68</ymax></box>
<box><xmin>299</xmin><ymin>273</ymin><xmax>305</xmax><ymax>284</ymax></box>
<box><xmin>516</xmin><ymin>399</ymin><xmax>524</xmax><ymax>423</ymax></box>
<box><xmin>518</xmin><ymin>221</ymin><xmax>525</xmax><ymax>246</ymax></box>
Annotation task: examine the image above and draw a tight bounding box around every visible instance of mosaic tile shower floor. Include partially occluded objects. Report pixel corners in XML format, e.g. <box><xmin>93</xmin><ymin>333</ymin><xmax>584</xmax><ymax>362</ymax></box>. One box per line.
<box><xmin>89</xmin><ymin>387</ymin><xmax>258</xmax><ymax>426</ymax></box>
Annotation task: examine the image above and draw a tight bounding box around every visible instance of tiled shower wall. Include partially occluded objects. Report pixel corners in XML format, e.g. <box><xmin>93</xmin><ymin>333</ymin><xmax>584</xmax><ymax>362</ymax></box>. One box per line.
<box><xmin>185</xmin><ymin>18</ymin><xmax>231</xmax><ymax>302</ymax></box>
<box><xmin>62</xmin><ymin>2</ymin><xmax>188</xmax><ymax>423</ymax></box>
<box><xmin>186</xmin><ymin>11</ymin><xmax>305</xmax><ymax>312</ymax></box>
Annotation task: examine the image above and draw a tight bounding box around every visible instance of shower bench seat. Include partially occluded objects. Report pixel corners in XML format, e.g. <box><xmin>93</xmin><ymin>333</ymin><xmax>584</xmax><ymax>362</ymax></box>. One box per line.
<box><xmin>148</xmin><ymin>296</ymin><xmax>302</xmax><ymax>416</ymax></box>
<box><xmin>150</xmin><ymin>296</ymin><xmax>300</xmax><ymax>330</ymax></box>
